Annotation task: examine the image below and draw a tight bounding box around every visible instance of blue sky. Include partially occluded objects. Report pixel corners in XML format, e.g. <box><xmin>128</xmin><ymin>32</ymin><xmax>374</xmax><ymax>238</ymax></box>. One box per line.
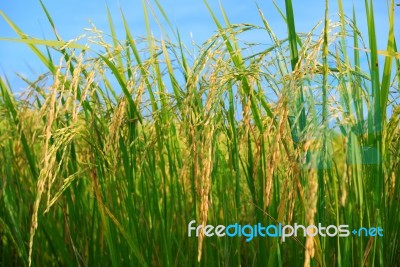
<box><xmin>0</xmin><ymin>0</ymin><xmax>397</xmax><ymax>90</ymax></box>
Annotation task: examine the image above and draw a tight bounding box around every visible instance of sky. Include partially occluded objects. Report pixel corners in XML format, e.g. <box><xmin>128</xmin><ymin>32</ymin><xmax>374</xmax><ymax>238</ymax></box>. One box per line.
<box><xmin>0</xmin><ymin>0</ymin><xmax>398</xmax><ymax>90</ymax></box>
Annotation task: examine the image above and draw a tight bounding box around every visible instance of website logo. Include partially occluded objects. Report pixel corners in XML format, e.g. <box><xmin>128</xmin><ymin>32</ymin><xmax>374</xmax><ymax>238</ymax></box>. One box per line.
<box><xmin>188</xmin><ymin>220</ymin><xmax>383</xmax><ymax>242</ymax></box>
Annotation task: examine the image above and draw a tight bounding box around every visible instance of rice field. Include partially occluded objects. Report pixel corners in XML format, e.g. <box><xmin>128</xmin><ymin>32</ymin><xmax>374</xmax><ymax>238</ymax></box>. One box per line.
<box><xmin>0</xmin><ymin>0</ymin><xmax>399</xmax><ymax>266</ymax></box>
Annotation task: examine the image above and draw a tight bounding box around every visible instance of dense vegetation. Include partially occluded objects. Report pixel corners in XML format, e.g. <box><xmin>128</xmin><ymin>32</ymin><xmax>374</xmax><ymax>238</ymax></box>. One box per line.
<box><xmin>0</xmin><ymin>0</ymin><xmax>399</xmax><ymax>266</ymax></box>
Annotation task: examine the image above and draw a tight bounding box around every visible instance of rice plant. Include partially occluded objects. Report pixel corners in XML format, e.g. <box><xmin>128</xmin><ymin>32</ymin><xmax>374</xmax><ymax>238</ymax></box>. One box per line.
<box><xmin>0</xmin><ymin>0</ymin><xmax>399</xmax><ymax>266</ymax></box>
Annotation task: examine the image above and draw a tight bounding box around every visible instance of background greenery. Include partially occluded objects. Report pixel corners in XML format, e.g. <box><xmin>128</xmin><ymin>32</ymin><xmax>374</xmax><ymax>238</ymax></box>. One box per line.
<box><xmin>0</xmin><ymin>0</ymin><xmax>399</xmax><ymax>266</ymax></box>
